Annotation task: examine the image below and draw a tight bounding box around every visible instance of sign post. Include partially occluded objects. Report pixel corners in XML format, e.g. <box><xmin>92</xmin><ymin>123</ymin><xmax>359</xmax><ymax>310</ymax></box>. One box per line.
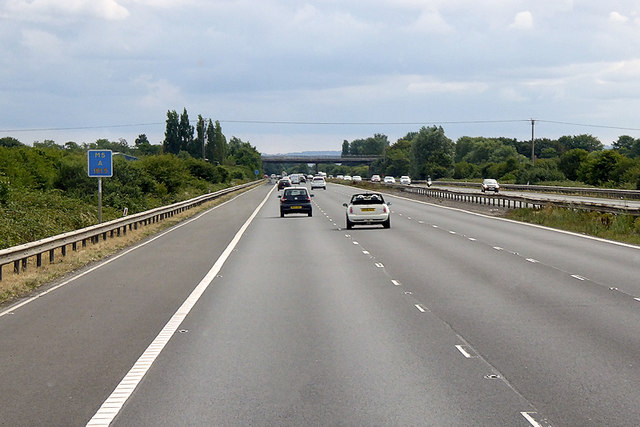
<box><xmin>87</xmin><ymin>150</ymin><xmax>113</xmax><ymax>223</ymax></box>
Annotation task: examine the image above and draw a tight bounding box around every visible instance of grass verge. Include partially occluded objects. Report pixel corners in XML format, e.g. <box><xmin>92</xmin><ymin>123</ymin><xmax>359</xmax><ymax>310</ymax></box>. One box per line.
<box><xmin>0</xmin><ymin>187</ymin><xmax>253</xmax><ymax>307</ymax></box>
<box><xmin>506</xmin><ymin>206</ymin><xmax>640</xmax><ymax>246</ymax></box>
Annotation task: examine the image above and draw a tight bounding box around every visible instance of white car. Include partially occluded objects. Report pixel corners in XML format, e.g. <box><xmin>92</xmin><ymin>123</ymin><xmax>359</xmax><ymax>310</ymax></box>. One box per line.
<box><xmin>352</xmin><ymin>175</ymin><xmax>362</xmax><ymax>182</ymax></box>
<box><xmin>343</xmin><ymin>192</ymin><xmax>391</xmax><ymax>229</ymax></box>
<box><xmin>383</xmin><ymin>176</ymin><xmax>396</xmax><ymax>184</ymax></box>
<box><xmin>311</xmin><ymin>176</ymin><xmax>326</xmax><ymax>190</ymax></box>
<box><xmin>343</xmin><ymin>175</ymin><xmax>352</xmax><ymax>181</ymax></box>
<box><xmin>370</xmin><ymin>175</ymin><xmax>381</xmax><ymax>182</ymax></box>
<box><xmin>400</xmin><ymin>176</ymin><xmax>411</xmax><ymax>185</ymax></box>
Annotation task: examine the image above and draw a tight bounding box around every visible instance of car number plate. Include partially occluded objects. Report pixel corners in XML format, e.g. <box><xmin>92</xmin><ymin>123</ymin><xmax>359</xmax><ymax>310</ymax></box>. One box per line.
<box><xmin>360</xmin><ymin>208</ymin><xmax>375</xmax><ymax>212</ymax></box>
<box><xmin>291</xmin><ymin>206</ymin><xmax>302</xmax><ymax>209</ymax></box>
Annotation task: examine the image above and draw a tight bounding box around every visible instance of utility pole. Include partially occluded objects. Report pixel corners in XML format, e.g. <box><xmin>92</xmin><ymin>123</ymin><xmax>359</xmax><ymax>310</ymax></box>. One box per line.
<box><xmin>530</xmin><ymin>119</ymin><xmax>535</xmax><ymax>164</ymax></box>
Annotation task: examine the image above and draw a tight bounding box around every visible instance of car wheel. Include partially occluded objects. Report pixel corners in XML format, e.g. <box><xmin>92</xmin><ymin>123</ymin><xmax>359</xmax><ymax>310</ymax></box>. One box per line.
<box><xmin>308</xmin><ymin>211</ymin><xmax>312</xmax><ymax>217</ymax></box>
<box><xmin>280</xmin><ymin>210</ymin><xmax>285</xmax><ymax>218</ymax></box>
<box><xmin>495</xmin><ymin>189</ymin><xmax>499</xmax><ymax>193</ymax></box>
<box><xmin>383</xmin><ymin>218</ymin><xmax>391</xmax><ymax>229</ymax></box>
<box><xmin>346</xmin><ymin>216</ymin><xmax>353</xmax><ymax>230</ymax></box>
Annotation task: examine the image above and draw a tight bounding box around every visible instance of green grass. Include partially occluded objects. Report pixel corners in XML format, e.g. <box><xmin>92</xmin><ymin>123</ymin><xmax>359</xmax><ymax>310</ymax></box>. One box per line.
<box><xmin>506</xmin><ymin>206</ymin><xmax>640</xmax><ymax>246</ymax></box>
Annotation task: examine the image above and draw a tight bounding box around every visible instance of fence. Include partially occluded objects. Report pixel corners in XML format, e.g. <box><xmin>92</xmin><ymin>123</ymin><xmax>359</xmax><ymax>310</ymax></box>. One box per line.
<box><xmin>0</xmin><ymin>180</ymin><xmax>260</xmax><ymax>281</ymax></box>
<box><xmin>401</xmin><ymin>185</ymin><xmax>640</xmax><ymax>215</ymax></box>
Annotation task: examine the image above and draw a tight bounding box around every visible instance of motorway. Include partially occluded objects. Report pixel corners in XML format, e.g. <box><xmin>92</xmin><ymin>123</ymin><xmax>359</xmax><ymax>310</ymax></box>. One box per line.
<box><xmin>427</xmin><ymin>183</ymin><xmax>640</xmax><ymax>210</ymax></box>
<box><xmin>2</xmin><ymin>181</ymin><xmax>640</xmax><ymax>426</ymax></box>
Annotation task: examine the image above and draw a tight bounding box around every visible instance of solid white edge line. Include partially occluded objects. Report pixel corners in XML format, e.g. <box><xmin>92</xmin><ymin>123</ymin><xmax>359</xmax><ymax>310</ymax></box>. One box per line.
<box><xmin>0</xmin><ymin>187</ymin><xmax>259</xmax><ymax>319</ymax></box>
<box><xmin>86</xmin><ymin>186</ymin><xmax>275</xmax><ymax>426</ymax></box>
<box><xmin>386</xmin><ymin>191</ymin><xmax>640</xmax><ymax>251</ymax></box>
<box><xmin>521</xmin><ymin>411</ymin><xmax>544</xmax><ymax>427</ymax></box>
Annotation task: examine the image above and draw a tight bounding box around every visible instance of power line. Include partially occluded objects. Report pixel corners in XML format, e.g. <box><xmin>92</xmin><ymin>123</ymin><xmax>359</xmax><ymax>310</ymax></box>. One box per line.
<box><xmin>1</xmin><ymin>118</ymin><xmax>639</xmax><ymax>133</ymax></box>
<box><xmin>536</xmin><ymin>119</ymin><xmax>640</xmax><ymax>132</ymax></box>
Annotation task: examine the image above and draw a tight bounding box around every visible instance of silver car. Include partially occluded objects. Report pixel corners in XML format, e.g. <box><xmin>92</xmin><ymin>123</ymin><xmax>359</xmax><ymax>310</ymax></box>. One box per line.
<box><xmin>481</xmin><ymin>179</ymin><xmax>500</xmax><ymax>193</ymax></box>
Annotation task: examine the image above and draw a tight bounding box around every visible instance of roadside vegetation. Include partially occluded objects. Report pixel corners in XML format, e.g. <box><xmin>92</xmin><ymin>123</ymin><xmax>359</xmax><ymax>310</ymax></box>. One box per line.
<box><xmin>0</xmin><ymin>108</ymin><xmax>262</xmax><ymax>249</ymax></box>
<box><xmin>269</xmin><ymin>126</ymin><xmax>640</xmax><ymax>190</ymax></box>
<box><xmin>505</xmin><ymin>207</ymin><xmax>640</xmax><ymax>246</ymax></box>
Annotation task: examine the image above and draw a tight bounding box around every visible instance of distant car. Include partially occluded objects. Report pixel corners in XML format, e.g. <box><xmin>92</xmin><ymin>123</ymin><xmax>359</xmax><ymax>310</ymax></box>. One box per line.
<box><xmin>481</xmin><ymin>179</ymin><xmax>500</xmax><ymax>193</ymax></box>
<box><xmin>277</xmin><ymin>178</ymin><xmax>292</xmax><ymax>190</ymax></box>
<box><xmin>270</xmin><ymin>173</ymin><xmax>276</xmax><ymax>180</ymax></box>
<box><xmin>400</xmin><ymin>176</ymin><xmax>411</xmax><ymax>185</ymax></box>
<box><xmin>278</xmin><ymin>186</ymin><xmax>313</xmax><ymax>217</ymax></box>
<box><xmin>343</xmin><ymin>175</ymin><xmax>352</xmax><ymax>181</ymax></box>
<box><xmin>352</xmin><ymin>175</ymin><xmax>362</xmax><ymax>182</ymax></box>
<box><xmin>370</xmin><ymin>175</ymin><xmax>381</xmax><ymax>182</ymax></box>
<box><xmin>311</xmin><ymin>176</ymin><xmax>326</xmax><ymax>190</ymax></box>
<box><xmin>336</xmin><ymin>175</ymin><xmax>344</xmax><ymax>180</ymax></box>
<box><xmin>343</xmin><ymin>192</ymin><xmax>391</xmax><ymax>229</ymax></box>
<box><xmin>383</xmin><ymin>176</ymin><xmax>396</xmax><ymax>184</ymax></box>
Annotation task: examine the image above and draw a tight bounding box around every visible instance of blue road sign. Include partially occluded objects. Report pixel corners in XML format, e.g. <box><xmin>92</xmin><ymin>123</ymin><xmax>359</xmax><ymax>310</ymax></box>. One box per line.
<box><xmin>88</xmin><ymin>150</ymin><xmax>113</xmax><ymax>177</ymax></box>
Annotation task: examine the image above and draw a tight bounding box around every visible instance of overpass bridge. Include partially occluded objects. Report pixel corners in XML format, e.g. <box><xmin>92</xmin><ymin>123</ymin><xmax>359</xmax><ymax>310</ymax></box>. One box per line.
<box><xmin>261</xmin><ymin>154</ymin><xmax>382</xmax><ymax>165</ymax></box>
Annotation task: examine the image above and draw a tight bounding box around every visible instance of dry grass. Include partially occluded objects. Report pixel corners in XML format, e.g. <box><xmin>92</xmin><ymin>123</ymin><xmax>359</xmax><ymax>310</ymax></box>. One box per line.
<box><xmin>0</xmin><ymin>189</ymin><xmax>248</xmax><ymax>306</ymax></box>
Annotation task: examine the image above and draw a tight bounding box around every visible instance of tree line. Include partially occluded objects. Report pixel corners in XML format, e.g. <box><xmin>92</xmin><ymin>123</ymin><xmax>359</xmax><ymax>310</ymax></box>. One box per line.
<box><xmin>336</xmin><ymin>126</ymin><xmax>640</xmax><ymax>189</ymax></box>
<box><xmin>0</xmin><ymin>110</ymin><xmax>263</xmax><ymax>248</ymax></box>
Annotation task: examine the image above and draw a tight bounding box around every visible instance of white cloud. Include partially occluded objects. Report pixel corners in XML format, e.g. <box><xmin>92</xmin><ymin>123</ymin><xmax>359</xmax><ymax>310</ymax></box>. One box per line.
<box><xmin>609</xmin><ymin>11</ymin><xmax>629</xmax><ymax>24</ymax></box>
<box><xmin>407</xmin><ymin>78</ymin><xmax>488</xmax><ymax>95</ymax></box>
<box><xmin>408</xmin><ymin>9</ymin><xmax>454</xmax><ymax>34</ymax></box>
<box><xmin>5</xmin><ymin>0</ymin><xmax>129</xmax><ymax>22</ymax></box>
<box><xmin>132</xmin><ymin>75</ymin><xmax>185</xmax><ymax>110</ymax></box>
<box><xmin>510</xmin><ymin>11</ymin><xmax>533</xmax><ymax>30</ymax></box>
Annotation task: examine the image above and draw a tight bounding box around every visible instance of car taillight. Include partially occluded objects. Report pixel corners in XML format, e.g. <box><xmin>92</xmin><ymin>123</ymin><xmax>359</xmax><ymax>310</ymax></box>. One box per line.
<box><xmin>383</xmin><ymin>206</ymin><xmax>387</xmax><ymax>213</ymax></box>
<box><xmin>349</xmin><ymin>207</ymin><xmax>354</xmax><ymax>214</ymax></box>
<box><xmin>280</xmin><ymin>197</ymin><xmax>285</xmax><ymax>202</ymax></box>
<box><xmin>306</xmin><ymin>196</ymin><xmax>311</xmax><ymax>202</ymax></box>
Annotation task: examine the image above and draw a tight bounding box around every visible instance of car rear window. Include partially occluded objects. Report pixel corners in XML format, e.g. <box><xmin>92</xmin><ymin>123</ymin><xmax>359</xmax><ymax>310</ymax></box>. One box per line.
<box><xmin>284</xmin><ymin>189</ymin><xmax>308</xmax><ymax>198</ymax></box>
<box><xmin>351</xmin><ymin>194</ymin><xmax>384</xmax><ymax>205</ymax></box>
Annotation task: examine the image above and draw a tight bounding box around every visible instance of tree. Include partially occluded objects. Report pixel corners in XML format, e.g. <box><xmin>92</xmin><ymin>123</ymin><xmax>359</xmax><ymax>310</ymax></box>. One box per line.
<box><xmin>558</xmin><ymin>148</ymin><xmax>588</xmax><ymax>181</ymax></box>
<box><xmin>578</xmin><ymin>150</ymin><xmax>623</xmax><ymax>186</ymax></box>
<box><xmin>135</xmin><ymin>134</ymin><xmax>157</xmax><ymax>156</ymax></box>
<box><xmin>163</xmin><ymin>110</ymin><xmax>180</xmax><ymax>154</ymax></box>
<box><xmin>558</xmin><ymin>134</ymin><xmax>603</xmax><ymax>153</ymax></box>
<box><xmin>341</xmin><ymin>140</ymin><xmax>349</xmax><ymax>156</ymax></box>
<box><xmin>193</xmin><ymin>115</ymin><xmax>206</xmax><ymax>159</ymax></box>
<box><xmin>205</xmin><ymin>120</ymin><xmax>216</xmax><ymax>162</ymax></box>
<box><xmin>411</xmin><ymin>126</ymin><xmax>455</xmax><ymax>179</ymax></box>
<box><xmin>384</xmin><ymin>138</ymin><xmax>412</xmax><ymax>177</ymax></box>
<box><xmin>612</xmin><ymin>135</ymin><xmax>636</xmax><ymax>151</ymax></box>
<box><xmin>212</xmin><ymin>120</ymin><xmax>227</xmax><ymax>164</ymax></box>
<box><xmin>178</xmin><ymin>108</ymin><xmax>194</xmax><ymax>154</ymax></box>
<box><xmin>0</xmin><ymin>137</ymin><xmax>23</xmax><ymax>147</ymax></box>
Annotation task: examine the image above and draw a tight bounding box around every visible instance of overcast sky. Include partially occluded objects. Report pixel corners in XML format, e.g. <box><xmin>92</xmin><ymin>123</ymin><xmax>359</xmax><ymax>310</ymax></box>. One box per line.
<box><xmin>2</xmin><ymin>0</ymin><xmax>640</xmax><ymax>154</ymax></box>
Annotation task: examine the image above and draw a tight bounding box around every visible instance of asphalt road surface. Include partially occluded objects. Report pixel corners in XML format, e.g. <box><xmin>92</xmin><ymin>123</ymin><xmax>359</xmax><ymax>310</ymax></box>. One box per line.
<box><xmin>429</xmin><ymin>183</ymin><xmax>640</xmax><ymax>210</ymax></box>
<box><xmin>2</xmin><ymin>181</ymin><xmax>640</xmax><ymax>426</ymax></box>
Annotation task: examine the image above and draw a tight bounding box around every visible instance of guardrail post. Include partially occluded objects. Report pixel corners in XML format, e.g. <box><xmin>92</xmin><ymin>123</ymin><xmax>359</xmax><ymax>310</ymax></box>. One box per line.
<box><xmin>14</xmin><ymin>260</ymin><xmax>20</xmax><ymax>274</ymax></box>
<box><xmin>37</xmin><ymin>253</ymin><xmax>42</xmax><ymax>267</ymax></box>
<box><xmin>49</xmin><ymin>249</ymin><xmax>55</xmax><ymax>263</ymax></box>
<box><xmin>61</xmin><ymin>245</ymin><xmax>66</xmax><ymax>257</ymax></box>
<box><xmin>22</xmin><ymin>258</ymin><xmax>27</xmax><ymax>272</ymax></box>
